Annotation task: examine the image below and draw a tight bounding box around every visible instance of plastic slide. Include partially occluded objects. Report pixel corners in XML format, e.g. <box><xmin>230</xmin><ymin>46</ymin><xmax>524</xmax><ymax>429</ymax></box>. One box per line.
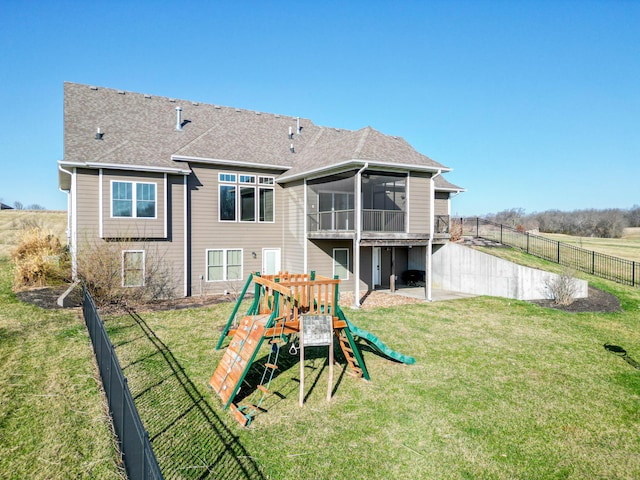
<box><xmin>345</xmin><ymin>319</ymin><xmax>416</xmax><ymax>365</ymax></box>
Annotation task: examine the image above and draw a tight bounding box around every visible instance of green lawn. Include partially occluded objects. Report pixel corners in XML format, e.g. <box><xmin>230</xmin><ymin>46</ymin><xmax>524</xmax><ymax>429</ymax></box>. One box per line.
<box><xmin>0</xmin><ymin>257</ymin><xmax>124</xmax><ymax>479</ymax></box>
<box><xmin>104</xmin><ymin>255</ymin><xmax>640</xmax><ymax>479</ymax></box>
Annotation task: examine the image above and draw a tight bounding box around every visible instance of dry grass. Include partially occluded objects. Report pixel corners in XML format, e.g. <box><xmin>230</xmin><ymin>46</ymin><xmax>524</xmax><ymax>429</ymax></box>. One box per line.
<box><xmin>0</xmin><ymin>210</ymin><xmax>67</xmax><ymax>258</ymax></box>
<box><xmin>11</xmin><ymin>227</ymin><xmax>70</xmax><ymax>290</ymax></box>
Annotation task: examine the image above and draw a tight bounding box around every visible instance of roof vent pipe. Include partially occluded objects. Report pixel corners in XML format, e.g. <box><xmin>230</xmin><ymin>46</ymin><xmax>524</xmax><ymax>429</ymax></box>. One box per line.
<box><xmin>297</xmin><ymin>117</ymin><xmax>301</xmax><ymax>133</ymax></box>
<box><xmin>175</xmin><ymin>106</ymin><xmax>183</xmax><ymax>131</ymax></box>
<box><xmin>290</xmin><ymin>144</ymin><xmax>295</xmax><ymax>153</ymax></box>
<box><xmin>95</xmin><ymin>127</ymin><xmax>104</xmax><ymax>140</ymax></box>
<box><xmin>288</xmin><ymin>126</ymin><xmax>293</xmax><ymax>139</ymax></box>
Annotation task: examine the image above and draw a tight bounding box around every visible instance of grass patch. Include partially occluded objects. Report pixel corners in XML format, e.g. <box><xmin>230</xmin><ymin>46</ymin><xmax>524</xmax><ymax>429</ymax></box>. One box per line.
<box><xmin>0</xmin><ymin>257</ymin><xmax>124</xmax><ymax>479</ymax></box>
<box><xmin>104</xmin><ymin>253</ymin><xmax>640</xmax><ymax>479</ymax></box>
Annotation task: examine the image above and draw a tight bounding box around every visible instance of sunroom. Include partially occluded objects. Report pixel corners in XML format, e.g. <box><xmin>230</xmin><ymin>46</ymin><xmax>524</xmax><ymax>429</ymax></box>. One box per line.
<box><xmin>306</xmin><ymin>170</ymin><xmax>408</xmax><ymax>238</ymax></box>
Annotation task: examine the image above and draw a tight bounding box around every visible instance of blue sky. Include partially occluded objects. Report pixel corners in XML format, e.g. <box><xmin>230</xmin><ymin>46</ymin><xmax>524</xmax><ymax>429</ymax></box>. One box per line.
<box><xmin>0</xmin><ymin>1</ymin><xmax>638</xmax><ymax>215</ymax></box>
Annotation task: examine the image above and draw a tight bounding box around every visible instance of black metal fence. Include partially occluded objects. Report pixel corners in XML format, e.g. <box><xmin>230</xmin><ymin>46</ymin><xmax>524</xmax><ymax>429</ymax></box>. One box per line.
<box><xmin>460</xmin><ymin>217</ymin><xmax>639</xmax><ymax>287</ymax></box>
<box><xmin>83</xmin><ymin>287</ymin><xmax>164</xmax><ymax>480</ymax></box>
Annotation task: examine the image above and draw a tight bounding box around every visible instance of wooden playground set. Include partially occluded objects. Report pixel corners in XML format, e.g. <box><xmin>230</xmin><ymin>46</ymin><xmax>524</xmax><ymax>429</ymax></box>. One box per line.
<box><xmin>210</xmin><ymin>272</ymin><xmax>415</xmax><ymax>426</ymax></box>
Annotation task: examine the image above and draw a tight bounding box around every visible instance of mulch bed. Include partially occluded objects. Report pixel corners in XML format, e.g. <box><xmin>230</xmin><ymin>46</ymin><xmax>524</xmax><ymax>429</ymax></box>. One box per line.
<box><xmin>529</xmin><ymin>285</ymin><xmax>622</xmax><ymax>313</ymax></box>
<box><xmin>15</xmin><ymin>284</ymin><xmax>83</xmax><ymax>310</ymax></box>
<box><xmin>14</xmin><ymin>283</ymin><xmax>622</xmax><ymax>314</ymax></box>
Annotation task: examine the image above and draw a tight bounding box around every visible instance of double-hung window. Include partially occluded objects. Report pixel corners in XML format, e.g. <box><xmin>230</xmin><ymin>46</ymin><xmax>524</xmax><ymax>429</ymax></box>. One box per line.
<box><xmin>122</xmin><ymin>250</ymin><xmax>145</xmax><ymax>287</ymax></box>
<box><xmin>218</xmin><ymin>173</ymin><xmax>274</xmax><ymax>223</ymax></box>
<box><xmin>207</xmin><ymin>248</ymin><xmax>243</xmax><ymax>281</ymax></box>
<box><xmin>112</xmin><ymin>181</ymin><xmax>156</xmax><ymax>218</ymax></box>
<box><xmin>333</xmin><ymin>248</ymin><xmax>350</xmax><ymax>280</ymax></box>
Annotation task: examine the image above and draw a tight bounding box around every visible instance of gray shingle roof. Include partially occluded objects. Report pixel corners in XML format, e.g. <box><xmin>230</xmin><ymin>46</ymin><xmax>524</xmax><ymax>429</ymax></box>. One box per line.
<box><xmin>435</xmin><ymin>175</ymin><xmax>465</xmax><ymax>192</ymax></box>
<box><xmin>61</xmin><ymin>82</ymin><xmax>457</xmax><ymax>185</ymax></box>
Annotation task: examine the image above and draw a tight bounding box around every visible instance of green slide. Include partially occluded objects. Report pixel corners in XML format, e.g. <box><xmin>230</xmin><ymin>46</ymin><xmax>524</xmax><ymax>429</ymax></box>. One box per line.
<box><xmin>344</xmin><ymin>318</ymin><xmax>416</xmax><ymax>365</ymax></box>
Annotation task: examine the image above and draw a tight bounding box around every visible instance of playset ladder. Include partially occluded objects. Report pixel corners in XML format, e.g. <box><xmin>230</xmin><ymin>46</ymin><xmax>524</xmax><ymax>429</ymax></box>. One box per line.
<box><xmin>209</xmin><ymin>314</ymin><xmax>270</xmax><ymax>412</ymax></box>
<box><xmin>336</xmin><ymin>327</ymin><xmax>370</xmax><ymax>380</ymax></box>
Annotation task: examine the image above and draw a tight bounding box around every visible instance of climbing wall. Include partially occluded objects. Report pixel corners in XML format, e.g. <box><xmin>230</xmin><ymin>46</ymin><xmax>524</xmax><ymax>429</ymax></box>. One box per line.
<box><xmin>209</xmin><ymin>314</ymin><xmax>271</xmax><ymax>409</ymax></box>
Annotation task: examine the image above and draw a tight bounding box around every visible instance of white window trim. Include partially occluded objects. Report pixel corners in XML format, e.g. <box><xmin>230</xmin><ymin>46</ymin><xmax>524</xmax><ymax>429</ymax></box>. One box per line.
<box><xmin>122</xmin><ymin>250</ymin><xmax>145</xmax><ymax>287</ymax></box>
<box><xmin>110</xmin><ymin>180</ymin><xmax>158</xmax><ymax>219</ymax></box>
<box><xmin>258</xmin><ymin>185</ymin><xmax>275</xmax><ymax>223</ymax></box>
<box><xmin>217</xmin><ymin>172</ymin><xmax>275</xmax><ymax>224</ymax></box>
<box><xmin>333</xmin><ymin>248</ymin><xmax>350</xmax><ymax>280</ymax></box>
<box><xmin>239</xmin><ymin>174</ymin><xmax>256</xmax><ymax>184</ymax></box>
<box><xmin>239</xmin><ymin>185</ymin><xmax>257</xmax><ymax>223</ymax></box>
<box><xmin>206</xmin><ymin>248</ymin><xmax>244</xmax><ymax>282</ymax></box>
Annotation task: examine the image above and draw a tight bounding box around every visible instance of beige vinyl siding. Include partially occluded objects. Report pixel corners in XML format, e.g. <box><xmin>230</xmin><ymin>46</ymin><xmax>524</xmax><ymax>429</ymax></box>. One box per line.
<box><xmin>408</xmin><ymin>172</ymin><xmax>430</xmax><ymax>234</ymax></box>
<box><xmin>164</xmin><ymin>174</ymin><xmax>186</xmax><ymax>296</ymax></box>
<box><xmin>75</xmin><ymin>170</ymin><xmax>185</xmax><ymax>296</ymax></box>
<box><xmin>189</xmin><ymin>165</ymin><xmax>284</xmax><ymax>295</ymax></box>
<box><xmin>434</xmin><ymin>192</ymin><xmax>450</xmax><ymax>216</ymax></box>
<box><xmin>307</xmin><ymin>240</ymin><xmax>354</xmax><ymax>291</ymax></box>
<box><xmin>281</xmin><ymin>181</ymin><xmax>305</xmax><ymax>273</ymax></box>
<box><xmin>101</xmin><ymin>170</ymin><xmax>166</xmax><ymax>239</ymax></box>
<box><xmin>359</xmin><ymin>246</ymin><xmax>373</xmax><ymax>292</ymax></box>
<box><xmin>75</xmin><ymin>168</ymin><xmax>100</xmax><ymax>239</ymax></box>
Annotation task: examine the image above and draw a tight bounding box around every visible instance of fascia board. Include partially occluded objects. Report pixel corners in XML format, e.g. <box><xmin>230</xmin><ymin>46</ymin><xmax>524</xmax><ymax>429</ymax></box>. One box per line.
<box><xmin>436</xmin><ymin>187</ymin><xmax>467</xmax><ymax>193</ymax></box>
<box><xmin>58</xmin><ymin>160</ymin><xmax>192</xmax><ymax>175</ymax></box>
<box><xmin>277</xmin><ymin>159</ymin><xmax>451</xmax><ymax>184</ymax></box>
<box><xmin>171</xmin><ymin>154</ymin><xmax>291</xmax><ymax>171</ymax></box>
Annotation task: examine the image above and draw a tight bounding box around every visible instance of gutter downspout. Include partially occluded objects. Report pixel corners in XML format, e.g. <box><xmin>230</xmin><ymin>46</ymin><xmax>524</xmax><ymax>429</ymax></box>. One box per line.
<box><xmin>427</xmin><ymin>169</ymin><xmax>442</xmax><ymax>302</ymax></box>
<box><xmin>354</xmin><ymin>162</ymin><xmax>368</xmax><ymax>308</ymax></box>
<box><xmin>304</xmin><ymin>178</ymin><xmax>308</xmax><ymax>274</ymax></box>
<box><xmin>58</xmin><ymin>163</ymin><xmax>75</xmax><ymax>278</ymax></box>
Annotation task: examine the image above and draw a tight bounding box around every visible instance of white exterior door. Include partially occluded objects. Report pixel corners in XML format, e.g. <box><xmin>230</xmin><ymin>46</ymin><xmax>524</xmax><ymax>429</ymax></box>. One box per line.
<box><xmin>262</xmin><ymin>248</ymin><xmax>281</xmax><ymax>275</ymax></box>
<box><xmin>372</xmin><ymin>247</ymin><xmax>381</xmax><ymax>287</ymax></box>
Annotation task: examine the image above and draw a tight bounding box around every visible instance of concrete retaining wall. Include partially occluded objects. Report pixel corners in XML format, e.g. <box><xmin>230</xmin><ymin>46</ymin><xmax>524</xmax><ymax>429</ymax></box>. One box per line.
<box><xmin>432</xmin><ymin>242</ymin><xmax>588</xmax><ymax>300</ymax></box>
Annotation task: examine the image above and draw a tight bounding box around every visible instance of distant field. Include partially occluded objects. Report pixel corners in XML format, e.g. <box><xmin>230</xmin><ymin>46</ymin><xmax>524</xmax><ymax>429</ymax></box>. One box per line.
<box><xmin>540</xmin><ymin>227</ymin><xmax>640</xmax><ymax>263</ymax></box>
<box><xmin>0</xmin><ymin>210</ymin><xmax>67</xmax><ymax>257</ymax></box>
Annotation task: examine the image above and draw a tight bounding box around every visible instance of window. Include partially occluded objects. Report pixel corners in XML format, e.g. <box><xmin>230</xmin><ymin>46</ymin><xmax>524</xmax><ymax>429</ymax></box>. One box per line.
<box><xmin>112</xmin><ymin>181</ymin><xmax>156</xmax><ymax>218</ymax></box>
<box><xmin>122</xmin><ymin>250</ymin><xmax>145</xmax><ymax>287</ymax></box>
<box><xmin>218</xmin><ymin>173</ymin><xmax>274</xmax><ymax>223</ymax></box>
<box><xmin>207</xmin><ymin>249</ymin><xmax>243</xmax><ymax>281</ymax></box>
<box><xmin>240</xmin><ymin>186</ymin><xmax>255</xmax><ymax>221</ymax></box>
<box><xmin>333</xmin><ymin>248</ymin><xmax>350</xmax><ymax>280</ymax></box>
<box><xmin>219</xmin><ymin>185</ymin><xmax>237</xmax><ymax>221</ymax></box>
<box><xmin>259</xmin><ymin>188</ymin><xmax>274</xmax><ymax>222</ymax></box>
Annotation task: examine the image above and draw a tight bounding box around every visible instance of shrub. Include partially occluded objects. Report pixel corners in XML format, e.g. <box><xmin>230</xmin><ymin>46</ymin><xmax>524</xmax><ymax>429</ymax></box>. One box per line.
<box><xmin>11</xmin><ymin>227</ymin><xmax>70</xmax><ymax>289</ymax></box>
<box><xmin>545</xmin><ymin>268</ymin><xmax>578</xmax><ymax>306</ymax></box>
<box><xmin>77</xmin><ymin>237</ymin><xmax>177</xmax><ymax>308</ymax></box>
<box><xmin>449</xmin><ymin>218</ymin><xmax>463</xmax><ymax>242</ymax></box>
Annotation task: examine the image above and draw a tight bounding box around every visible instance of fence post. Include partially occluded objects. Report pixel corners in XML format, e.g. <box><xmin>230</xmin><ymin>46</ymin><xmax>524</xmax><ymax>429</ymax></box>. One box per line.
<box><xmin>633</xmin><ymin>262</ymin><xmax>636</xmax><ymax>287</ymax></box>
<box><xmin>557</xmin><ymin>242</ymin><xmax>560</xmax><ymax>264</ymax></box>
<box><xmin>476</xmin><ymin>217</ymin><xmax>479</xmax><ymax>237</ymax></box>
<box><xmin>500</xmin><ymin>224</ymin><xmax>503</xmax><ymax>244</ymax></box>
<box><xmin>526</xmin><ymin>232</ymin><xmax>529</xmax><ymax>254</ymax></box>
<box><xmin>592</xmin><ymin>251</ymin><xmax>595</xmax><ymax>275</ymax></box>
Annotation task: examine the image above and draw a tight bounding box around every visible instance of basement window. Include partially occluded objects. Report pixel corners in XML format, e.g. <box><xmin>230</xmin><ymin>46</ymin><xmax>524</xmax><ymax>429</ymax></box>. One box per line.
<box><xmin>122</xmin><ymin>250</ymin><xmax>145</xmax><ymax>287</ymax></box>
<box><xmin>206</xmin><ymin>249</ymin><xmax>243</xmax><ymax>281</ymax></box>
<box><xmin>333</xmin><ymin>248</ymin><xmax>350</xmax><ymax>280</ymax></box>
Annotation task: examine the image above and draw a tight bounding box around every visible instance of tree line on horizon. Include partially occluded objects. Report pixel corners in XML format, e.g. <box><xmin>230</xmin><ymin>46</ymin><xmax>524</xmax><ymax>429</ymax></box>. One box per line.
<box><xmin>0</xmin><ymin>199</ymin><xmax>46</xmax><ymax>210</ymax></box>
<box><xmin>476</xmin><ymin>206</ymin><xmax>640</xmax><ymax>239</ymax></box>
